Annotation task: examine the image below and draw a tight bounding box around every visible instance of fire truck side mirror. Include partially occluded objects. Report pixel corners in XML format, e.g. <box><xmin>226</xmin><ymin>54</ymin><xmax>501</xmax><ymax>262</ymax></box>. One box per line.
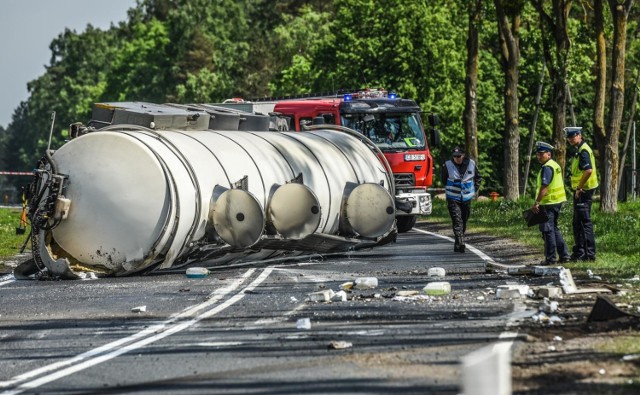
<box><xmin>428</xmin><ymin>113</ymin><xmax>439</xmax><ymax>126</ymax></box>
<box><xmin>430</xmin><ymin>128</ymin><xmax>441</xmax><ymax>148</ymax></box>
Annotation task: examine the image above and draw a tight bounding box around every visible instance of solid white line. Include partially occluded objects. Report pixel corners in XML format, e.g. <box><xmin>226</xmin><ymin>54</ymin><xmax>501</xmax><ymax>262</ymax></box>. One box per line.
<box><xmin>412</xmin><ymin>228</ymin><xmax>520</xmax><ymax>354</ymax></box>
<box><xmin>412</xmin><ymin>228</ymin><xmax>497</xmax><ymax>264</ymax></box>
<box><xmin>0</xmin><ymin>269</ymin><xmax>267</xmax><ymax>394</ymax></box>
<box><xmin>0</xmin><ymin>274</ymin><xmax>16</xmax><ymax>287</ymax></box>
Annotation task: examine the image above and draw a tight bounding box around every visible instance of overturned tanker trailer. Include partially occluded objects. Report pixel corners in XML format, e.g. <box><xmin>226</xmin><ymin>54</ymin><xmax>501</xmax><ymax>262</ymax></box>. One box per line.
<box><xmin>20</xmin><ymin>102</ymin><xmax>398</xmax><ymax>278</ymax></box>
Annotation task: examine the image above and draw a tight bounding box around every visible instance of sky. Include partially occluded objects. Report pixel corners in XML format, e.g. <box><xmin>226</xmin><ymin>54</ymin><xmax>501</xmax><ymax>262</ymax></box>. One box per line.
<box><xmin>0</xmin><ymin>0</ymin><xmax>136</xmax><ymax>128</ymax></box>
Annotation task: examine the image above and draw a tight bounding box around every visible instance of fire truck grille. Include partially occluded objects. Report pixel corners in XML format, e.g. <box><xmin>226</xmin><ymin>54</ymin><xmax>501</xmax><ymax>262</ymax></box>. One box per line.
<box><xmin>394</xmin><ymin>173</ymin><xmax>415</xmax><ymax>188</ymax></box>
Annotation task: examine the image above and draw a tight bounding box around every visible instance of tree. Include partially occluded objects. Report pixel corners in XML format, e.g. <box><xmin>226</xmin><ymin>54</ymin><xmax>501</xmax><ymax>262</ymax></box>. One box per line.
<box><xmin>601</xmin><ymin>0</ymin><xmax>635</xmax><ymax>212</ymax></box>
<box><xmin>593</xmin><ymin>0</ymin><xmax>608</xmax><ymax>184</ymax></box>
<box><xmin>494</xmin><ymin>0</ymin><xmax>524</xmax><ymax>200</ymax></box>
<box><xmin>533</xmin><ymin>0</ymin><xmax>572</xmax><ymax>170</ymax></box>
<box><xmin>463</xmin><ymin>0</ymin><xmax>482</xmax><ymax>162</ymax></box>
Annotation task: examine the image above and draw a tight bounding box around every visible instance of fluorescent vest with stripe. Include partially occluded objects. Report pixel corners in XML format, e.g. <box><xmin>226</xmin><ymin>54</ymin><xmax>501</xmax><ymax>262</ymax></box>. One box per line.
<box><xmin>445</xmin><ymin>159</ymin><xmax>476</xmax><ymax>202</ymax></box>
<box><xmin>570</xmin><ymin>143</ymin><xmax>599</xmax><ymax>190</ymax></box>
<box><xmin>536</xmin><ymin>159</ymin><xmax>566</xmax><ymax>205</ymax></box>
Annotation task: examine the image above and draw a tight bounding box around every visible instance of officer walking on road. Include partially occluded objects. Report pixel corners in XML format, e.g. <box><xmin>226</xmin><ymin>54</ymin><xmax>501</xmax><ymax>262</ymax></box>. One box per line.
<box><xmin>565</xmin><ymin>127</ymin><xmax>598</xmax><ymax>261</ymax></box>
<box><xmin>530</xmin><ymin>142</ymin><xmax>571</xmax><ymax>265</ymax></box>
<box><xmin>441</xmin><ymin>146</ymin><xmax>482</xmax><ymax>253</ymax></box>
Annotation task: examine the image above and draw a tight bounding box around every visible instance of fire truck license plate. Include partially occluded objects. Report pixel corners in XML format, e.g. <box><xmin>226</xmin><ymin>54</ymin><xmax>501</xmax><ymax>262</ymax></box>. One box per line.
<box><xmin>404</xmin><ymin>154</ymin><xmax>425</xmax><ymax>161</ymax></box>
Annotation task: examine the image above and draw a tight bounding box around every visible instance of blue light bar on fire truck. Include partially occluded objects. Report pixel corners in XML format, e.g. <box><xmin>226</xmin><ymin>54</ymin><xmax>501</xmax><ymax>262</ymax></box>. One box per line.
<box><xmin>344</xmin><ymin>88</ymin><xmax>398</xmax><ymax>101</ymax></box>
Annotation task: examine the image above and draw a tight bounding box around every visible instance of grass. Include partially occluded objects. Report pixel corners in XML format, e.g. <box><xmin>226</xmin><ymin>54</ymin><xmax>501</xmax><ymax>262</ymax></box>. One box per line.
<box><xmin>426</xmin><ymin>196</ymin><xmax>640</xmax><ymax>279</ymax></box>
<box><xmin>0</xmin><ymin>207</ymin><xmax>30</xmax><ymax>261</ymax></box>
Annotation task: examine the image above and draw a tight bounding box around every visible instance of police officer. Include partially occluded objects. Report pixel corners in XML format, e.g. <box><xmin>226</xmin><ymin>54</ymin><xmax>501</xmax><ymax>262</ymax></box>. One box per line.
<box><xmin>531</xmin><ymin>142</ymin><xmax>571</xmax><ymax>265</ymax></box>
<box><xmin>565</xmin><ymin>127</ymin><xmax>598</xmax><ymax>261</ymax></box>
<box><xmin>441</xmin><ymin>146</ymin><xmax>482</xmax><ymax>252</ymax></box>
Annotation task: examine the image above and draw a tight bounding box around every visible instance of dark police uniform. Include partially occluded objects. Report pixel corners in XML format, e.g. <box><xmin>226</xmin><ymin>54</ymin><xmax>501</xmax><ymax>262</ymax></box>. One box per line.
<box><xmin>533</xmin><ymin>142</ymin><xmax>571</xmax><ymax>265</ymax></box>
<box><xmin>441</xmin><ymin>147</ymin><xmax>482</xmax><ymax>252</ymax></box>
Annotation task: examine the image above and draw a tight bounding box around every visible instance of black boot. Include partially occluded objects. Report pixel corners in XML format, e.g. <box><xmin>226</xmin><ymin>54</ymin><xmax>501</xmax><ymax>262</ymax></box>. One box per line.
<box><xmin>454</xmin><ymin>233</ymin><xmax>462</xmax><ymax>252</ymax></box>
<box><xmin>459</xmin><ymin>234</ymin><xmax>466</xmax><ymax>253</ymax></box>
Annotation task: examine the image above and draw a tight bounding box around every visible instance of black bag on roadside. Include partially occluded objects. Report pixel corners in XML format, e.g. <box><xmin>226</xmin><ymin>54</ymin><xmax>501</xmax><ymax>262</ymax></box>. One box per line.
<box><xmin>522</xmin><ymin>208</ymin><xmax>549</xmax><ymax>227</ymax></box>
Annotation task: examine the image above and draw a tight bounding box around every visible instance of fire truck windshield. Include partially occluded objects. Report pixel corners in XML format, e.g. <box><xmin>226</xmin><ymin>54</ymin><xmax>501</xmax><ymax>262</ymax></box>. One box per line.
<box><xmin>341</xmin><ymin>113</ymin><xmax>425</xmax><ymax>151</ymax></box>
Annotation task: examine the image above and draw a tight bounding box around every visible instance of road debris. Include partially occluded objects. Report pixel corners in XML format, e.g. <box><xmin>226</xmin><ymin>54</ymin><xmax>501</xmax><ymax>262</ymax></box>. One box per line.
<box><xmin>559</xmin><ymin>268</ymin><xmax>612</xmax><ymax>295</ymax></box>
<box><xmin>496</xmin><ymin>287</ymin><xmax>520</xmax><ymax>299</ymax></box>
<box><xmin>131</xmin><ymin>305</ymin><xmax>147</xmax><ymax>313</ymax></box>
<box><xmin>354</xmin><ymin>277</ymin><xmax>378</xmax><ymax>289</ymax></box>
<box><xmin>427</xmin><ymin>267</ymin><xmax>446</xmax><ymax>277</ymax></box>
<box><xmin>587</xmin><ymin>295</ymin><xmax>640</xmax><ymax>322</ymax></box>
<box><xmin>423</xmin><ymin>281</ymin><xmax>451</xmax><ymax>296</ymax></box>
<box><xmin>496</xmin><ymin>284</ymin><xmax>529</xmax><ymax>299</ymax></box>
<box><xmin>328</xmin><ymin>340</ymin><xmax>352</xmax><ymax>350</ymax></box>
<box><xmin>340</xmin><ymin>281</ymin><xmax>354</xmax><ymax>290</ymax></box>
<box><xmin>396</xmin><ymin>290</ymin><xmax>419</xmax><ymax>297</ymax></box>
<box><xmin>296</xmin><ymin>318</ymin><xmax>311</xmax><ymax>330</ymax></box>
<box><xmin>186</xmin><ymin>267</ymin><xmax>209</xmax><ymax>278</ymax></box>
<box><xmin>587</xmin><ymin>269</ymin><xmax>602</xmax><ymax>280</ymax></box>
<box><xmin>536</xmin><ymin>286</ymin><xmax>562</xmax><ymax>298</ymax></box>
<box><xmin>540</xmin><ymin>299</ymin><xmax>559</xmax><ymax>314</ymax></box>
<box><xmin>309</xmin><ymin>289</ymin><xmax>335</xmax><ymax>302</ymax></box>
<box><xmin>332</xmin><ymin>290</ymin><xmax>348</xmax><ymax>302</ymax></box>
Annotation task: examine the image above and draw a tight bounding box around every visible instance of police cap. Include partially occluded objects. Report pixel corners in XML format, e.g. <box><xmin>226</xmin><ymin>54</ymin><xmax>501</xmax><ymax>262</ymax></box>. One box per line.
<box><xmin>452</xmin><ymin>146</ymin><xmax>465</xmax><ymax>157</ymax></box>
<box><xmin>564</xmin><ymin>126</ymin><xmax>582</xmax><ymax>137</ymax></box>
<box><xmin>535</xmin><ymin>141</ymin><xmax>554</xmax><ymax>153</ymax></box>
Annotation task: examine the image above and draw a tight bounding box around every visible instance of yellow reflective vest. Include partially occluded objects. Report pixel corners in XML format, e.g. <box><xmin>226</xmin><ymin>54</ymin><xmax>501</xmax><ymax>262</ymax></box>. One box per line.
<box><xmin>536</xmin><ymin>159</ymin><xmax>566</xmax><ymax>205</ymax></box>
<box><xmin>570</xmin><ymin>142</ymin><xmax>599</xmax><ymax>190</ymax></box>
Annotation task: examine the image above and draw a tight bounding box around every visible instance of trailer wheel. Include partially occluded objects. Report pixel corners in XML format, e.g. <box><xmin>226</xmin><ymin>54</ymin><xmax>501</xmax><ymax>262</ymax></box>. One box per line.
<box><xmin>396</xmin><ymin>216</ymin><xmax>417</xmax><ymax>233</ymax></box>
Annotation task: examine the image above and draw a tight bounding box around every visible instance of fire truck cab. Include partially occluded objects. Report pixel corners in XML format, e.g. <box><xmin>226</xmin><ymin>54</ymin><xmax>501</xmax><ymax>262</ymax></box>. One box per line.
<box><xmin>273</xmin><ymin>88</ymin><xmax>439</xmax><ymax>232</ymax></box>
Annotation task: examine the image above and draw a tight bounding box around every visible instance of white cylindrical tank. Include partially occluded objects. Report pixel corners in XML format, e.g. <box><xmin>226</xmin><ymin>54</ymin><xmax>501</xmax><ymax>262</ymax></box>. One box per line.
<box><xmin>46</xmin><ymin>127</ymin><xmax>395</xmax><ymax>276</ymax></box>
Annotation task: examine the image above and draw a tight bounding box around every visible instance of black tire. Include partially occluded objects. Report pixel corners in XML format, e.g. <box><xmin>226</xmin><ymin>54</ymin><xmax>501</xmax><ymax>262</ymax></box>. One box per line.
<box><xmin>396</xmin><ymin>216</ymin><xmax>417</xmax><ymax>233</ymax></box>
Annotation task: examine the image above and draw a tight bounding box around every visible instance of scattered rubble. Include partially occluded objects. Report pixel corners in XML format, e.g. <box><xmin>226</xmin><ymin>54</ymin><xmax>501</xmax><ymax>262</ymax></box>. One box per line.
<box><xmin>309</xmin><ymin>289</ymin><xmax>335</xmax><ymax>302</ymax></box>
<box><xmin>131</xmin><ymin>305</ymin><xmax>147</xmax><ymax>313</ymax></box>
<box><xmin>423</xmin><ymin>281</ymin><xmax>451</xmax><ymax>296</ymax></box>
<box><xmin>354</xmin><ymin>277</ymin><xmax>378</xmax><ymax>289</ymax></box>
<box><xmin>328</xmin><ymin>340</ymin><xmax>352</xmax><ymax>350</ymax></box>
<box><xmin>186</xmin><ymin>267</ymin><xmax>209</xmax><ymax>278</ymax></box>
<box><xmin>296</xmin><ymin>318</ymin><xmax>311</xmax><ymax>330</ymax></box>
<box><xmin>427</xmin><ymin>267</ymin><xmax>446</xmax><ymax>277</ymax></box>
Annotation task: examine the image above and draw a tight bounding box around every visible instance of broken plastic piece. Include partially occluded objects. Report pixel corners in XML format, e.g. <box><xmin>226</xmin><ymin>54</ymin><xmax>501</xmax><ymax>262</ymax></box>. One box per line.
<box><xmin>328</xmin><ymin>340</ymin><xmax>352</xmax><ymax>349</ymax></box>
<box><xmin>354</xmin><ymin>277</ymin><xmax>378</xmax><ymax>290</ymax></box>
<box><xmin>186</xmin><ymin>267</ymin><xmax>209</xmax><ymax>278</ymax></box>
<box><xmin>427</xmin><ymin>267</ymin><xmax>446</xmax><ymax>277</ymax></box>
<box><xmin>423</xmin><ymin>282</ymin><xmax>451</xmax><ymax>296</ymax></box>
<box><xmin>296</xmin><ymin>318</ymin><xmax>311</xmax><ymax>330</ymax></box>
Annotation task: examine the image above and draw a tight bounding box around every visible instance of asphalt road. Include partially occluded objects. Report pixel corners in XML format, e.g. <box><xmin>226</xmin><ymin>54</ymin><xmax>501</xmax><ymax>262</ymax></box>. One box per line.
<box><xmin>0</xmin><ymin>227</ymin><xmax>526</xmax><ymax>394</ymax></box>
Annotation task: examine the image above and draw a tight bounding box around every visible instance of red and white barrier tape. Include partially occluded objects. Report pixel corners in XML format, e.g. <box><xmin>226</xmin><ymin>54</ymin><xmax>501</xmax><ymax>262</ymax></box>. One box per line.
<box><xmin>0</xmin><ymin>171</ymin><xmax>33</xmax><ymax>176</ymax></box>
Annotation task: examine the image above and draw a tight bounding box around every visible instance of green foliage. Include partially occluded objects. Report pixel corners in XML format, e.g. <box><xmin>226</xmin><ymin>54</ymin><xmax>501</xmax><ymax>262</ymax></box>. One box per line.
<box><xmin>0</xmin><ymin>0</ymin><xmax>638</xmax><ymax>201</ymax></box>
<box><xmin>0</xmin><ymin>208</ymin><xmax>29</xmax><ymax>263</ymax></box>
<box><xmin>102</xmin><ymin>19</ymin><xmax>171</xmax><ymax>102</ymax></box>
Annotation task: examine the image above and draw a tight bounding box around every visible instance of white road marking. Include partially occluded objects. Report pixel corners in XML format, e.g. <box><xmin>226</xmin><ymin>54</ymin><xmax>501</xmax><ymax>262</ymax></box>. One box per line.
<box><xmin>412</xmin><ymin>228</ymin><xmax>497</xmax><ymax>264</ymax></box>
<box><xmin>0</xmin><ymin>274</ymin><xmax>15</xmax><ymax>287</ymax></box>
<box><xmin>0</xmin><ymin>268</ymin><xmax>272</xmax><ymax>395</ymax></box>
<box><xmin>193</xmin><ymin>342</ymin><xmax>244</xmax><ymax>347</ymax></box>
<box><xmin>413</xmin><ymin>228</ymin><xmax>520</xmax><ymax>358</ymax></box>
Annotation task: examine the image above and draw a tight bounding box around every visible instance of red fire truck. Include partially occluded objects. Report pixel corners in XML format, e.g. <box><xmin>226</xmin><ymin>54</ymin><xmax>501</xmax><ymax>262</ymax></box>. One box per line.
<box><xmin>271</xmin><ymin>88</ymin><xmax>440</xmax><ymax>232</ymax></box>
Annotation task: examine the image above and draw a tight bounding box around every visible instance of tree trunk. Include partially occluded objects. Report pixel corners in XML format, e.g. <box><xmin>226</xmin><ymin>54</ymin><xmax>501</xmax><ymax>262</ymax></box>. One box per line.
<box><xmin>495</xmin><ymin>0</ymin><xmax>521</xmax><ymax>200</ymax></box>
<box><xmin>522</xmin><ymin>61</ymin><xmax>546</xmax><ymax>197</ymax></box>
<box><xmin>533</xmin><ymin>0</ymin><xmax>571</xmax><ymax>170</ymax></box>
<box><xmin>616</xmin><ymin>66</ymin><xmax>640</xmax><ymax>196</ymax></box>
<box><xmin>602</xmin><ymin>0</ymin><xmax>633</xmax><ymax>213</ymax></box>
<box><xmin>593</xmin><ymin>0</ymin><xmax>607</xmax><ymax>190</ymax></box>
<box><xmin>463</xmin><ymin>0</ymin><xmax>481</xmax><ymax>163</ymax></box>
